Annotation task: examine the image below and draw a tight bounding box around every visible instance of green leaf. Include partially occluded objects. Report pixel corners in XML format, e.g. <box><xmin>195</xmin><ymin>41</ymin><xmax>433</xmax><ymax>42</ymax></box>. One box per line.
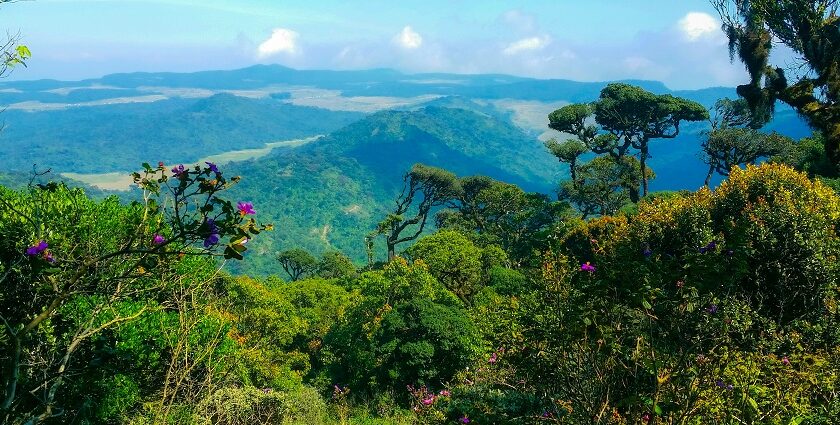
<box><xmin>223</xmin><ymin>246</ymin><xmax>244</xmax><ymax>260</ymax></box>
<box><xmin>642</xmin><ymin>299</ymin><xmax>652</xmax><ymax>310</ymax></box>
<box><xmin>16</xmin><ymin>45</ymin><xmax>31</xmax><ymax>59</ymax></box>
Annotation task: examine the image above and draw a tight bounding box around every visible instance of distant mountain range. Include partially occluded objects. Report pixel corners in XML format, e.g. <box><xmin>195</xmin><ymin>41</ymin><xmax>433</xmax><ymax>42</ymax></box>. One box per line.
<box><xmin>0</xmin><ymin>65</ymin><xmax>814</xmax><ymax>275</ymax></box>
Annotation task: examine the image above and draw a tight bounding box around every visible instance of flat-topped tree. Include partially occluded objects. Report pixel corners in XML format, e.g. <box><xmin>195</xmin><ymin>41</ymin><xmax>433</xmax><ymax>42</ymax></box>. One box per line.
<box><xmin>713</xmin><ymin>0</ymin><xmax>840</xmax><ymax>170</ymax></box>
<box><xmin>593</xmin><ymin>83</ymin><xmax>709</xmax><ymax>197</ymax></box>
<box><xmin>376</xmin><ymin>164</ymin><xmax>461</xmax><ymax>261</ymax></box>
<box><xmin>549</xmin><ymin>84</ymin><xmax>708</xmax><ymax>199</ymax></box>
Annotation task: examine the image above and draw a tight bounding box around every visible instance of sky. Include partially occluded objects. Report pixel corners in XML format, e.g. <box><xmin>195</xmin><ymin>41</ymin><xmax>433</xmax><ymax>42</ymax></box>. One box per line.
<box><xmin>0</xmin><ymin>0</ymin><xmax>765</xmax><ymax>89</ymax></box>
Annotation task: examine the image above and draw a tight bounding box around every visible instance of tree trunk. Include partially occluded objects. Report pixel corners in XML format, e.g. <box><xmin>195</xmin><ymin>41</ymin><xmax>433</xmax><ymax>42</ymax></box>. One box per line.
<box><xmin>704</xmin><ymin>165</ymin><xmax>714</xmax><ymax>187</ymax></box>
<box><xmin>2</xmin><ymin>336</ymin><xmax>21</xmax><ymax>410</ymax></box>
<box><xmin>640</xmin><ymin>145</ymin><xmax>650</xmax><ymax>198</ymax></box>
<box><xmin>387</xmin><ymin>241</ymin><xmax>396</xmax><ymax>261</ymax></box>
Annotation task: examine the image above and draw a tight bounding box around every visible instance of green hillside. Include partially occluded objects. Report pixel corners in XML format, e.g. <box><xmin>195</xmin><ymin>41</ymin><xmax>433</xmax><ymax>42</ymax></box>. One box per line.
<box><xmin>224</xmin><ymin>105</ymin><xmax>562</xmax><ymax>275</ymax></box>
<box><xmin>0</xmin><ymin>94</ymin><xmax>363</xmax><ymax>173</ymax></box>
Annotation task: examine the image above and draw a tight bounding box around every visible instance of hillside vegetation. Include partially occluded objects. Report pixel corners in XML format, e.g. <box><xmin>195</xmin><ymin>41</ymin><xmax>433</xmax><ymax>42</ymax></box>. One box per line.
<box><xmin>3</xmin><ymin>6</ymin><xmax>840</xmax><ymax>420</ymax></box>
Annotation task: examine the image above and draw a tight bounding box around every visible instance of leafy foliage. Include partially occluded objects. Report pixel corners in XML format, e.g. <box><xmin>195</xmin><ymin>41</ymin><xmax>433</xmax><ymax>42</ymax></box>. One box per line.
<box><xmin>714</xmin><ymin>0</ymin><xmax>840</xmax><ymax>169</ymax></box>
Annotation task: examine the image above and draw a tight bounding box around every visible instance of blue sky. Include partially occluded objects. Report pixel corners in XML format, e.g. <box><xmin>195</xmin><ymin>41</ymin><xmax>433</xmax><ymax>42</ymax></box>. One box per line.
<box><xmin>1</xmin><ymin>0</ymin><xmax>757</xmax><ymax>89</ymax></box>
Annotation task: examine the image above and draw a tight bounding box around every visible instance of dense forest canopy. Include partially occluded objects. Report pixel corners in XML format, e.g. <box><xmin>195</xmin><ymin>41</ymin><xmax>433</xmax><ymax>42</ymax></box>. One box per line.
<box><xmin>2</xmin><ymin>1</ymin><xmax>840</xmax><ymax>424</ymax></box>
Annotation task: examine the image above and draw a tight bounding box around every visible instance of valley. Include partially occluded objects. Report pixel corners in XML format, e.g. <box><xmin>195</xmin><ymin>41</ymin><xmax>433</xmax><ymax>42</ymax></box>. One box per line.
<box><xmin>0</xmin><ymin>66</ymin><xmax>811</xmax><ymax>275</ymax></box>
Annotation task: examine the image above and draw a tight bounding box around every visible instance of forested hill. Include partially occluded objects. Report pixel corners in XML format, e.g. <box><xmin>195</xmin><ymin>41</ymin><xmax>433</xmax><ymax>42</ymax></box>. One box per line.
<box><xmin>222</xmin><ymin>105</ymin><xmax>560</xmax><ymax>275</ymax></box>
<box><xmin>0</xmin><ymin>66</ymin><xmax>811</xmax><ymax>275</ymax></box>
<box><xmin>317</xmin><ymin>106</ymin><xmax>558</xmax><ymax>192</ymax></box>
<box><xmin>0</xmin><ymin>93</ymin><xmax>364</xmax><ymax>173</ymax></box>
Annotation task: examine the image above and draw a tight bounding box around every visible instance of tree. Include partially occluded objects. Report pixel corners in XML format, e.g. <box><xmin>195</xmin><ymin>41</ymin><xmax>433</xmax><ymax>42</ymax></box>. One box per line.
<box><xmin>545</xmin><ymin>138</ymin><xmax>587</xmax><ymax>184</ymax></box>
<box><xmin>701</xmin><ymin>98</ymin><xmax>792</xmax><ymax>185</ymax></box>
<box><xmin>558</xmin><ymin>156</ymin><xmax>645</xmax><ymax>218</ymax></box>
<box><xmin>405</xmin><ymin>230</ymin><xmax>485</xmax><ymax>303</ymax></box>
<box><xmin>323</xmin><ymin>259</ymin><xmax>479</xmax><ymax>398</ymax></box>
<box><xmin>702</xmin><ymin>127</ymin><xmax>793</xmax><ymax>185</ymax></box>
<box><xmin>0</xmin><ymin>163</ymin><xmax>268</xmax><ymax>424</ymax></box>
<box><xmin>316</xmin><ymin>250</ymin><xmax>356</xmax><ymax>280</ymax></box>
<box><xmin>277</xmin><ymin>248</ymin><xmax>318</xmax><ymax>281</ymax></box>
<box><xmin>593</xmin><ymin>83</ymin><xmax>709</xmax><ymax>197</ymax></box>
<box><xmin>376</xmin><ymin>164</ymin><xmax>461</xmax><ymax>260</ymax></box>
<box><xmin>714</xmin><ymin>0</ymin><xmax>840</xmax><ymax>169</ymax></box>
<box><xmin>549</xmin><ymin>84</ymin><xmax>708</xmax><ymax>199</ymax></box>
<box><xmin>438</xmin><ymin>176</ymin><xmax>569</xmax><ymax>265</ymax></box>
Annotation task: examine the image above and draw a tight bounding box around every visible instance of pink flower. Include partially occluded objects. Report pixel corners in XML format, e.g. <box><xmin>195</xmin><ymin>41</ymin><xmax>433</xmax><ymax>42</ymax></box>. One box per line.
<box><xmin>237</xmin><ymin>201</ymin><xmax>256</xmax><ymax>216</ymax></box>
<box><xmin>781</xmin><ymin>356</ymin><xmax>790</xmax><ymax>366</ymax></box>
<box><xmin>580</xmin><ymin>262</ymin><xmax>596</xmax><ymax>272</ymax></box>
<box><xmin>421</xmin><ymin>396</ymin><xmax>435</xmax><ymax>406</ymax></box>
<box><xmin>438</xmin><ymin>390</ymin><xmax>451</xmax><ymax>397</ymax></box>
<box><xmin>152</xmin><ymin>234</ymin><xmax>166</xmax><ymax>245</ymax></box>
<box><xmin>460</xmin><ymin>416</ymin><xmax>471</xmax><ymax>424</ymax></box>
<box><xmin>488</xmin><ymin>352</ymin><xmax>498</xmax><ymax>364</ymax></box>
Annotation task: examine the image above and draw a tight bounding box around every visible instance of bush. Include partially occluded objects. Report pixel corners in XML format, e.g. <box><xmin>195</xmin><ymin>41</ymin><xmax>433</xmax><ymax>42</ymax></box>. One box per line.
<box><xmin>195</xmin><ymin>386</ymin><xmax>327</xmax><ymax>425</ymax></box>
<box><xmin>516</xmin><ymin>164</ymin><xmax>840</xmax><ymax>422</ymax></box>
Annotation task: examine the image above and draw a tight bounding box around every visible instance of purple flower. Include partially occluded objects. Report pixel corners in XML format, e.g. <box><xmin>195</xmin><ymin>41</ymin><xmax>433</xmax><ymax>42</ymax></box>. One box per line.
<box><xmin>237</xmin><ymin>201</ymin><xmax>256</xmax><ymax>216</ymax></box>
<box><xmin>699</xmin><ymin>240</ymin><xmax>717</xmax><ymax>254</ymax></box>
<box><xmin>781</xmin><ymin>356</ymin><xmax>790</xmax><ymax>366</ymax></box>
<box><xmin>206</xmin><ymin>218</ymin><xmax>219</xmax><ymax>233</ymax></box>
<box><xmin>171</xmin><ymin>164</ymin><xmax>186</xmax><ymax>177</ymax></box>
<box><xmin>642</xmin><ymin>247</ymin><xmax>652</xmax><ymax>257</ymax></box>
<box><xmin>43</xmin><ymin>252</ymin><xmax>55</xmax><ymax>263</ymax></box>
<box><xmin>205</xmin><ymin>162</ymin><xmax>220</xmax><ymax>174</ymax></box>
<box><xmin>152</xmin><ymin>234</ymin><xmax>166</xmax><ymax>245</ymax></box>
<box><xmin>725</xmin><ymin>249</ymin><xmax>734</xmax><ymax>257</ymax></box>
<box><xmin>715</xmin><ymin>379</ymin><xmax>733</xmax><ymax>390</ymax></box>
<box><xmin>421</xmin><ymin>396</ymin><xmax>435</xmax><ymax>406</ymax></box>
<box><xmin>706</xmin><ymin>304</ymin><xmax>718</xmax><ymax>314</ymax></box>
<box><xmin>204</xmin><ymin>233</ymin><xmax>220</xmax><ymax>248</ymax></box>
<box><xmin>642</xmin><ymin>413</ymin><xmax>651</xmax><ymax>422</ymax></box>
<box><xmin>460</xmin><ymin>416</ymin><xmax>471</xmax><ymax>424</ymax></box>
<box><xmin>580</xmin><ymin>262</ymin><xmax>596</xmax><ymax>272</ymax></box>
<box><xmin>26</xmin><ymin>240</ymin><xmax>48</xmax><ymax>256</ymax></box>
<box><xmin>488</xmin><ymin>352</ymin><xmax>498</xmax><ymax>364</ymax></box>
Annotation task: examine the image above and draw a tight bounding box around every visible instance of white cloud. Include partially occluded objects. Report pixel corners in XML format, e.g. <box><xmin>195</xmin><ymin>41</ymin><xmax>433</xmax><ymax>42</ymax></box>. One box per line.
<box><xmin>257</xmin><ymin>28</ymin><xmax>300</xmax><ymax>58</ymax></box>
<box><xmin>678</xmin><ymin>12</ymin><xmax>719</xmax><ymax>41</ymax></box>
<box><xmin>503</xmin><ymin>35</ymin><xmax>551</xmax><ymax>55</ymax></box>
<box><xmin>394</xmin><ymin>26</ymin><xmax>423</xmax><ymax>49</ymax></box>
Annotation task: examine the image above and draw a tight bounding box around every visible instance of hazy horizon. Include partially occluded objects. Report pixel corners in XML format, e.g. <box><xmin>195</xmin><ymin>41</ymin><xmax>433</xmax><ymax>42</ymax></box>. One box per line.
<box><xmin>0</xmin><ymin>0</ymin><xmax>797</xmax><ymax>90</ymax></box>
